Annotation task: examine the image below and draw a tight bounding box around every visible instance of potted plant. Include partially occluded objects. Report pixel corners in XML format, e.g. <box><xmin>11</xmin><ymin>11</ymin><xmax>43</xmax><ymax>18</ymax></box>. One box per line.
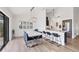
<box><xmin>12</xmin><ymin>29</ymin><xmax>15</xmax><ymax>39</ymax></box>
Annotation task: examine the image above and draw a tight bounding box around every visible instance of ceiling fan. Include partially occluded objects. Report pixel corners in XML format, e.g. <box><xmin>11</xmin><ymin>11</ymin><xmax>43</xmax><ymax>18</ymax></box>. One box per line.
<box><xmin>30</xmin><ymin>7</ymin><xmax>35</xmax><ymax>11</ymax></box>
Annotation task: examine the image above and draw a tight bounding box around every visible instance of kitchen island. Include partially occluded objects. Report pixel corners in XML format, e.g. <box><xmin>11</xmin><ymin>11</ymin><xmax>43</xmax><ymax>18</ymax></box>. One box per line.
<box><xmin>44</xmin><ymin>30</ymin><xmax>66</xmax><ymax>46</ymax></box>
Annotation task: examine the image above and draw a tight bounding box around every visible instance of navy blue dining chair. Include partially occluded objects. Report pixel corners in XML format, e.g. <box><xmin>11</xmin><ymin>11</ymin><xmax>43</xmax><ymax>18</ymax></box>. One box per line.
<box><xmin>24</xmin><ymin>31</ymin><xmax>29</xmax><ymax>46</ymax></box>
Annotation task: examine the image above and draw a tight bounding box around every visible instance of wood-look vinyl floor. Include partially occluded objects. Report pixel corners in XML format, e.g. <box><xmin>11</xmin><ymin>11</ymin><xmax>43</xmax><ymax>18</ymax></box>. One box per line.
<box><xmin>2</xmin><ymin>37</ymin><xmax>79</xmax><ymax>52</ymax></box>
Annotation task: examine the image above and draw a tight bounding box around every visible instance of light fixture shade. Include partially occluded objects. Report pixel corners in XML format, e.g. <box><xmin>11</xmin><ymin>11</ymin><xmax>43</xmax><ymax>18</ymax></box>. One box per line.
<box><xmin>31</xmin><ymin>16</ymin><xmax>37</xmax><ymax>22</ymax></box>
<box><xmin>32</xmin><ymin>16</ymin><xmax>37</xmax><ymax>19</ymax></box>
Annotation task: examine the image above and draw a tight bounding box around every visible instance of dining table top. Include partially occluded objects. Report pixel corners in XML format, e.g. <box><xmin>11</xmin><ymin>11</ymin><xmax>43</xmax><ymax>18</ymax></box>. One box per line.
<box><xmin>25</xmin><ymin>30</ymin><xmax>42</xmax><ymax>37</ymax></box>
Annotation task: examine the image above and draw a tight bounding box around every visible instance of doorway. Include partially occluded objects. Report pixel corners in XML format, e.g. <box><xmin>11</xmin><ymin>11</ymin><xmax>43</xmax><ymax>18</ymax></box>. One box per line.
<box><xmin>62</xmin><ymin>19</ymin><xmax>72</xmax><ymax>38</ymax></box>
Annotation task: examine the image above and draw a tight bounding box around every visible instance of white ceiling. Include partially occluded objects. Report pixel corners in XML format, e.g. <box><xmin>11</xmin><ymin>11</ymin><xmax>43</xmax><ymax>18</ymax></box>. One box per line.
<box><xmin>46</xmin><ymin>7</ymin><xmax>57</xmax><ymax>14</ymax></box>
<box><xmin>8</xmin><ymin>7</ymin><xmax>32</xmax><ymax>16</ymax></box>
<box><xmin>7</xmin><ymin>7</ymin><xmax>57</xmax><ymax>16</ymax></box>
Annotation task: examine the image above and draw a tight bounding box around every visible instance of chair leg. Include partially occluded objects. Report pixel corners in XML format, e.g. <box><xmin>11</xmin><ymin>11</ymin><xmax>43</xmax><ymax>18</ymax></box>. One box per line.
<box><xmin>24</xmin><ymin>40</ymin><xmax>30</xmax><ymax>47</ymax></box>
<box><xmin>25</xmin><ymin>41</ymin><xmax>29</xmax><ymax>47</ymax></box>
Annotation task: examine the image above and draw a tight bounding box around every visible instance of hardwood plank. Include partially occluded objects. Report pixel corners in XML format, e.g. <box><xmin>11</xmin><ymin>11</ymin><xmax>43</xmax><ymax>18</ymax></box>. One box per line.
<box><xmin>2</xmin><ymin>37</ymin><xmax>79</xmax><ymax>52</ymax></box>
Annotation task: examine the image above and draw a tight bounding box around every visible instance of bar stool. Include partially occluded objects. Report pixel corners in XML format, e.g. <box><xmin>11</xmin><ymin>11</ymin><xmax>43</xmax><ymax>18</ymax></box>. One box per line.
<box><xmin>43</xmin><ymin>31</ymin><xmax>46</xmax><ymax>34</ymax></box>
<box><xmin>46</xmin><ymin>32</ymin><xmax>51</xmax><ymax>35</ymax></box>
<box><xmin>52</xmin><ymin>33</ymin><xmax>61</xmax><ymax>47</ymax></box>
<box><xmin>34</xmin><ymin>29</ymin><xmax>38</xmax><ymax>31</ymax></box>
<box><xmin>51</xmin><ymin>33</ymin><xmax>55</xmax><ymax>43</ymax></box>
<box><xmin>42</xmin><ymin>31</ymin><xmax>47</xmax><ymax>38</ymax></box>
<box><xmin>46</xmin><ymin>32</ymin><xmax>52</xmax><ymax>40</ymax></box>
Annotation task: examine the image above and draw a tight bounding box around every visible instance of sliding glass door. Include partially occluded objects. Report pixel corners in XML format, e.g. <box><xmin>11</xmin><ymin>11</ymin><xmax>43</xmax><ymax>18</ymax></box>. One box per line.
<box><xmin>4</xmin><ymin>16</ymin><xmax>9</xmax><ymax>45</ymax></box>
<box><xmin>0</xmin><ymin>13</ymin><xmax>4</xmax><ymax>49</ymax></box>
<box><xmin>0</xmin><ymin>11</ymin><xmax>9</xmax><ymax>51</ymax></box>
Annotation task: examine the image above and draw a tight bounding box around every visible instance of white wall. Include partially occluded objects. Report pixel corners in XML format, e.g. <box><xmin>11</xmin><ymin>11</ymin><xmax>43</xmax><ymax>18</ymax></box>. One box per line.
<box><xmin>0</xmin><ymin>7</ymin><xmax>13</xmax><ymax>40</ymax></box>
<box><xmin>32</xmin><ymin>8</ymin><xmax>46</xmax><ymax>31</ymax></box>
<box><xmin>73</xmin><ymin>7</ymin><xmax>79</xmax><ymax>37</ymax></box>
<box><xmin>12</xmin><ymin>13</ymin><xmax>32</xmax><ymax>37</ymax></box>
<box><xmin>54</xmin><ymin>7</ymin><xmax>73</xmax><ymax>19</ymax></box>
<box><xmin>12</xmin><ymin>8</ymin><xmax>46</xmax><ymax>37</ymax></box>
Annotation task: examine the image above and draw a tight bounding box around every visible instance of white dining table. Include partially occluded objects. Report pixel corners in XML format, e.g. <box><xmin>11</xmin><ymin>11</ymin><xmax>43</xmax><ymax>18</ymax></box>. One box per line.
<box><xmin>25</xmin><ymin>30</ymin><xmax>42</xmax><ymax>37</ymax></box>
<box><xmin>24</xmin><ymin>30</ymin><xmax>42</xmax><ymax>47</ymax></box>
